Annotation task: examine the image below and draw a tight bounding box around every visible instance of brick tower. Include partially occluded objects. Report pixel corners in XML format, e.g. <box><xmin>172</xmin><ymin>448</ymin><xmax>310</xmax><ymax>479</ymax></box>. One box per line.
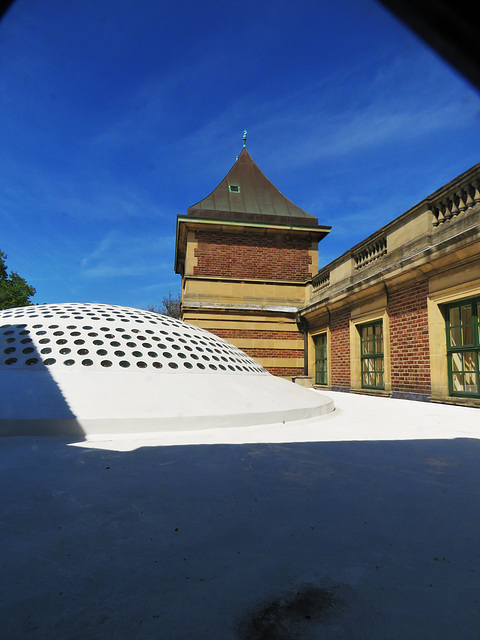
<box><xmin>174</xmin><ymin>144</ymin><xmax>330</xmax><ymax>377</ymax></box>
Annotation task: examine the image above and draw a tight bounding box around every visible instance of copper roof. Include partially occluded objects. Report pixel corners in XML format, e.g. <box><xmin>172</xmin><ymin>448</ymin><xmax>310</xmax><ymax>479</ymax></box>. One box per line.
<box><xmin>187</xmin><ymin>148</ymin><xmax>319</xmax><ymax>227</ymax></box>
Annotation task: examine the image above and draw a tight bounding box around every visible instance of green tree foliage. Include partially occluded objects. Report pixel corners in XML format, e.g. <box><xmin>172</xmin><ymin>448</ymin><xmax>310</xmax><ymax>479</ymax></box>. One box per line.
<box><xmin>0</xmin><ymin>250</ymin><xmax>36</xmax><ymax>309</ymax></box>
<box><xmin>148</xmin><ymin>291</ymin><xmax>181</xmax><ymax>319</ymax></box>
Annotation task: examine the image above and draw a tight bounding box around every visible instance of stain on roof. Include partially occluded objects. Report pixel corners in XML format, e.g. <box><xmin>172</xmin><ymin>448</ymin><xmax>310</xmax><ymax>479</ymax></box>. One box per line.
<box><xmin>187</xmin><ymin>148</ymin><xmax>319</xmax><ymax>227</ymax></box>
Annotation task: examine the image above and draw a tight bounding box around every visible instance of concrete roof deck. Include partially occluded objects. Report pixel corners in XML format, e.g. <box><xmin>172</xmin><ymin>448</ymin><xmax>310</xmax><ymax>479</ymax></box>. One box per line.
<box><xmin>2</xmin><ymin>391</ymin><xmax>479</xmax><ymax>639</ymax></box>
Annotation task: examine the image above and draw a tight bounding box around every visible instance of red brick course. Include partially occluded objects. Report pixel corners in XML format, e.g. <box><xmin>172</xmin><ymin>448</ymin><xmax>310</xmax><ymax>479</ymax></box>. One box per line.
<box><xmin>389</xmin><ymin>280</ymin><xmax>431</xmax><ymax>395</ymax></box>
<box><xmin>207</xmin><ymin>329</ymin><xmax>303</xmax><ymax>341</ymax></box>
<box><xmin>194</xmin><ymin>231</ymin><xmax>312</xmax><ymax>281</ymax></box>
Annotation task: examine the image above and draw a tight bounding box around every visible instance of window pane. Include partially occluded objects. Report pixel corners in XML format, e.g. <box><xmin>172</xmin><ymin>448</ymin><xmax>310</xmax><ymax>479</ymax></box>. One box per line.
<box><xmin>463</xmin><ymin>324</ymin><xmax>473</xmax><ymax>345</ymax></box>
<box><xmin>461</xmin><ymin>304</ymin><xmax>472</xmax><ymax>325</ymax></box>
<box><xmin>464</xmin><ymin>352</ymin><xmax>476</xmax><ymax>371</ymax></box>
<box><xmin>465</xmin><ymin>373</ymin><xmax>478</xmax><ymax>394</ymax></box>
<box><xmin>375</xmin><ymin>337</ymin><xmax>382</xmax><ymax>353</ymax></box>
<box><xmin>449</xmin><ymin>306</ymin><xmax>460</xmax><ymax>326</ymax></box>
<box><xmin>451</xmin><ymin>352</ymin><xmax>462</xmax><ymax>371</ymax></box>
<box><xmin>452</xmin><ymin>372</ymin><xmax>464</xmax><ymax>391</ymax></box>
<box><xmin>376</xmin><ymin>372</ymin><xmax>383</xmax><ymax>387</ymax></box>
<box><xmin>450</xmin><ymin>326</ymin><xmax>461</xmax><ymax>347</ymax></box>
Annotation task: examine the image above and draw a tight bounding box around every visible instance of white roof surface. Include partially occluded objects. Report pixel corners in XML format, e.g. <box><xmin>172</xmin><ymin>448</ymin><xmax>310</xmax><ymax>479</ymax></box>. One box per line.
<box><xmin>2</xmin><ymin>391</ymin><xmax>479</xmax><ymax>639</ymax></box>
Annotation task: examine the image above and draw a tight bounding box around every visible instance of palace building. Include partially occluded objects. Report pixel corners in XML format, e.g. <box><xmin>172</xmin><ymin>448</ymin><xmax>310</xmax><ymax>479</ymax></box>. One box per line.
<box><xmin>175</xmin><ymin>148</ymin><xmax>480</xmax><ymax>407</ymax></box>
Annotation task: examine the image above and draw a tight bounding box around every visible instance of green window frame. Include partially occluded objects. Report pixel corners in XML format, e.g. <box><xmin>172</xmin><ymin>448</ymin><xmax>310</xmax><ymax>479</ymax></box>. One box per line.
<box><xmin>445</xmin><ymin>296</ymin><xmax>480</xmax><ymax>398</ymax></box>
<box><xmin>360</xmin><ymin>321</ymin><xmax>384</xmax><ymax>389</ymax></box>
<box><xmin>314</xmin><ymin>333</ymin><xmax>328</xmax><ymax>386</ymax></box>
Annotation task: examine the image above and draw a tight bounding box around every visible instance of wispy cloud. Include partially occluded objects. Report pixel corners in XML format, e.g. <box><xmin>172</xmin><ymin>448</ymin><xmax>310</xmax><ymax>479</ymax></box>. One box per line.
<box><xmin>80</xmin><ymin>230</ymin><xmax>174</xmax><ymax>279</ymax></box>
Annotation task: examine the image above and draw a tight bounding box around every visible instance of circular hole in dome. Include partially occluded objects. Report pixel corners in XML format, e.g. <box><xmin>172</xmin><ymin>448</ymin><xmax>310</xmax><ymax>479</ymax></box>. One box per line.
<box><xmin>101</xmin><ymin>360</ymin><xmax>112</xmax><ymax>368</ymax></box>
<box><xmin>77</xmin><ymin>348</ymin><xmax>89</xmax><ymax>355</ymax></box>
<box><xmin>202</xmin><ymin>355</ymin><xmax>210</xmax><ymax>361</ymax></box>
<box><xmin>206</xmin><ymin>348</ymin><xmax>213</xmax><ymax>353</ymax></box>
<box><xmin>173</xmin><ymin>332</ymin><xmax>180</xmax><ymax>337</ymax></box>
<box><xmin>44</xmin><ymin>358</ymin><xmax>56</xmax><ymax>366</ymax></box>
<box><xmin>126</xmin><ymin>342</ymin><xmax>136</xmax><ymax>348</ymax></box>
<box><xmin>184</xmin><ymin>345</ymin><xmax>192</xmax><ymax>352</ymax></box>
<box><xmin>20</xmin><ymin>338</ymin><xmax>32</xmax><ymax>344</ymax></box>
<box><xmin>219</xmin><ymin>364</ymin><xmax>226</xmax><ymax>371</ymax></box>
<box><xmin>152</xmin><ymin>361</ymin><xmax>162</xmax><ymax>369</ymax></box>
<box><xmin>209</xmin><ymin>364</ymin><xmax>218</xmax><ymax>371</ymax></box>
<box><xmin>166</xmin><ymin>337</ymin><xmax>174</xmax><ymax>343</ymax></box>
<box><xmin>228</xmin><ymin>365</ymin><xmax>235</xmax><ymax>371</ymax></box>
<box><xmin>38</xmin><ymin>338</ymin><xmax>50</xmax><ymax>344</ymax></box>
<box><xmin>100</xmin><ymin>327</ymin><xmax>110</xmax><ymax>332</ymax></box>
<box><xmin>83</xmin><ymin>326</ymin><xmax>93</xmax><ymax>330</ymax></box>
<box><xmin>145</xmin><ymin>330</ymin><xmax>154</xmax><ymax>335</ymax></box>
<box><xmin>88</xmin><ymin>332</ymin><xmax>98</xmax><ymax>337</ymax></box>
<box><xmin>48</xmin><ymin>325</ymin><xmax>59</xmax><ymax>329</ymax></box>
<box><xmin>5</xmin><ymin>358</ymin><xmax>17</xmax><ymax>365</ymax></box>
<box><xmin>93</xmin><ymin>339</ymin><xmax>104</xmax><ymax>345</ymax></box>
<box><xmin>122</xmin><ymin>334</ymin><xmax>132</xmax><ymax>340</ymax></box>
<box><xmin>131</xmin><ymin>329</ymin><xmax>140</xmax><ymax>334</ymax></box>
<box><xmin>197</xmin><ymin>363</ymin><xmax>205</xmax><ymax>370</ymax></box>
<box><xmin>147</xmin><ymin>351</ymin><xmax>158</xmax><ymax>358</ymax></box>
<box><xmin>235</xmin><ymin>366</ymin><xmax>242</xmax><ymax>371</ymax></box>
<box><xmin>183</xmin><ymin>362</ymin><xmax>193</xmax><ymax>369</ymax></box>
<box><xmin>119</xmin><ymin>361</ymin><xmax>130</xmax><ymax>368</ymax></box>
<box><xmin>16</xmin><ymin>324</ymin><xmax>27</xmax><ymax>328</ymax></box>
<box><xmin>36</xmin><ymin>330</ymin><xmax>47</xmax><ymax>335</ymax></box>
<box><xmin>178</xmin><ymin>338</ymin><xmax>187</xmax><ymax>344</ymax></box>
<box><xmin>105</xmin><ymin>334</ymin><xmax>114</xmax><ymax>339</ymax></box>
<box><xmin>142</xmin><ymin>342</ymin><xmax>152</xmax><ymax>348</ymax></box>
<box><xmin>22</xmin><ymin>347</ymin><xmax>34</xmax><ymax>354</ymax></box>
<box><xmin>110</xmin><ymin>341</ymin><xmax>121</xmax><ymax>347</ymax></box>
<box><xmin>159</xmin><ymin>330</ymin><xmax>168</xmax><ymax>335</ymax></box>
<box><xmin>196</xmin><ymin>347</ymin><xmax>204</xmax><ymax>352</ymax></box>
<box><xmin>82</xmin><ymin>359</ymin><xmax>93</xmax><ymax>367</ymax></box>
<box><xmin>116</xmin><ymin>328</ymin><xmax>125</xmax><ymax>332</ymax></box>
<box><xmin>136</xmin><ymin>361</ymin><xmax>147</xmax><ymax>369</ymax></box>
<box><xmin>59</xmin><ymin>348</ymin><xmax>71</xmax><ymax>355</ymax></box>
<box><xmin>70</xmin><ymin>331</ymin><xmax>81</xmax><ymax>337</ymax></box>
<box><xmin>25</xmin><ymin>358</ymin><xmax>39</xmax><ymax>366</ymax></box>
<box><xmin>97</xmin><ymin>349</ymin><xmax>108</xmax><ymax>356</ymax></box>
<box><xmin>4</xmin><ymin>347</ymin><xmax>15</xmax><ymax>354</ymax></box>
<box><xmin>32</xmin><ymin>324</ymin><xmax>42</xmax><ymax>329</ymax></box>
<box><xmin>56</xmin><ymin>339</ymin><xmax>67</xmax><ymax>345</ymax></box>
<box><xmin>74</xmin><ymin>339</ymin><xmax>85</xmax><ymax>345</ymax></box>
<box><xmin>66</xmin><ymin>325</ymin><xmax>76</xmax><ymax>330</ymax></box>
<box><xmin>191</xmin><ymin>354</ymin><xmax>199</xmax><ymax>360</ymax></box>
<box><xmin>212</xmin><ymin>356</ymin><xmax>220</xmax><ymax>361</ymax></box>
<box><xmin>132</xmin><ymin>351</ymin><xmax>142</xmax><ymax>357</ymax></box>
<box><xmin>18</xmin><ymin>330</ymin><xmax>29</xmax><ymax>335</ymax></box>
<box><xmin>168</xmin><ymin>362</ymin><xmax>178</xmax><ymax>369</ymax></box>
<box><xmin>114</xmin><ymin>350</ymin><xmax>125</xmax><ymax>357</ymax></box>
<box><xmin>163</xmin><ymin>352</ymin><xmax>172</xmax><ymax>359</ymax></box>
<box><xmin>172</xmin><ymin>345</ymin><xmax>180</xmax><ymax>351</ymax></box>
<box><xmin>178</xmin><ymin>353</ymin><xmax>186</xmax><ymax>359</ymax></box>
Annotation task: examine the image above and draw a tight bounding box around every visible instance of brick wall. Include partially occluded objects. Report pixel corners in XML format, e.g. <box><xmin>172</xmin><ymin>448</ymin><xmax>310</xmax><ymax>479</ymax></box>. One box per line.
<box><xmin>330</xmin><ymin>308</ymin><xmax>351</xmax><ymax>388</ymax></box>
<box><xmin>205</xmin><ymin>326</ymin><xmax>304</xmax><ymax>378</ymax></box>
<box><xmin>389</xmin><ymin>280</ymin><xmax>431</xmax><ymax>396</ymax></box>
<box><xmin>194</xmin><ymin>231</ymin><xmax>312</xmax><ymax>281</ymax></box>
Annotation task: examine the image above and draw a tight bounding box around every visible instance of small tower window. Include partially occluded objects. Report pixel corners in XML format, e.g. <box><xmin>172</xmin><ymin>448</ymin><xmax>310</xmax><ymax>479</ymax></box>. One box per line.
<box><xmin>229</xmin><ymin>185</ymin><xmax>240</xmax><ymax>193</ymax></box>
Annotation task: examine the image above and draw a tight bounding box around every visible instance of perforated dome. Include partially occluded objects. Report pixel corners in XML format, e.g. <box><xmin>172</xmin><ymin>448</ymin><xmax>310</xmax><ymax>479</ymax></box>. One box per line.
<box><xmin>0</xmin><ymin>303</ymin><xmax>333</xmax><ymax>436</ymax></box>
<box><xmin>0</xmin><ymin>303</ymin><xmax>266</xmax><ymax>374</ymax></box>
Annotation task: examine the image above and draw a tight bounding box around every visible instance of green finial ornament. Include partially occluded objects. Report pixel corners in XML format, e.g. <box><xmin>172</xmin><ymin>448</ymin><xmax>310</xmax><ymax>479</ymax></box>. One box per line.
<box><xmin>243</xmin><ymin>130</ymin><xmax>247</xmax><ymax>148</ymax></box>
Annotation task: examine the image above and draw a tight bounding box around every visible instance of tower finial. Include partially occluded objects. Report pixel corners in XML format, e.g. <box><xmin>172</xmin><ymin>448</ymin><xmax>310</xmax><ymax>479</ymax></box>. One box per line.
<box><xmin>243</xmin><ymin>130</ymin><xmax>247</xmax><ymax>148</ymax></box>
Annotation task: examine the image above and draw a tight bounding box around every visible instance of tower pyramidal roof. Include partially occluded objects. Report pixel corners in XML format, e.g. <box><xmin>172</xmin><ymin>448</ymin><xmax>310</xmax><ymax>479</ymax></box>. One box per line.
<box><xmin>187</xmin><ymin>147</ymin><xmax>320</xmax><ymax>228</ymax></box>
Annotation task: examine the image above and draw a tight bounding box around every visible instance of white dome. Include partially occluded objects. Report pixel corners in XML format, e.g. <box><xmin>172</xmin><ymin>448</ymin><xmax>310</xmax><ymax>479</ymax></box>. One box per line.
<box><xmin>0</xmin><ymin>303</ymin><xmax>333</xmax><ymax>436</ymax></box>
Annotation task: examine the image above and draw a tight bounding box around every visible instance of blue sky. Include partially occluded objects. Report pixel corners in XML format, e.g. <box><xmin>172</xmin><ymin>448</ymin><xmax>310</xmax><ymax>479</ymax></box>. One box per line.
<box><xmin>1</xmin><ymin>0</ymin><xmax>479</xmax><ymax>309</ymax></box>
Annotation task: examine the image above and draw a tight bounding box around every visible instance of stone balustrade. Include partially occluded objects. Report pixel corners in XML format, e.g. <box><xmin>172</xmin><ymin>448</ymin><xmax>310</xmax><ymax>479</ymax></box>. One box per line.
<box><xmin>353</xmin><ymin>237</ymin><xmax>387</xmax><ymax>270</ymax></box>
<box><xmin>430</xmin><ymin>178</ymin><xmax>480</xmax><ymax>226</ymax></box>
<box><xmin>312</xmin><ymin>269</ymin><xmax>330</xmax><ymax>291</ymax></box>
